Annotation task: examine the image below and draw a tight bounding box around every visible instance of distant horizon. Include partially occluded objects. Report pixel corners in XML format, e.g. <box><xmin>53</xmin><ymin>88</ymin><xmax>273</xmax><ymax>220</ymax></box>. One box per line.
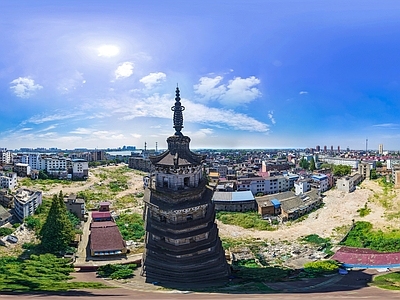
<box><xmin>2</xmin><ymin>1</ymin><xmax>400</xmax><ymax>150</ymax></box>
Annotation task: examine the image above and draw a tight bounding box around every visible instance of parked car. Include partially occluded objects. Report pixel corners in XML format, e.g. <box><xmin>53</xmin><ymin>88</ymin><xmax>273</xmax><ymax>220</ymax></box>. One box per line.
<box><xmin>6</xmin><ymin>235</ymin><xmax>18</xmax><ymax>243</ymax></box>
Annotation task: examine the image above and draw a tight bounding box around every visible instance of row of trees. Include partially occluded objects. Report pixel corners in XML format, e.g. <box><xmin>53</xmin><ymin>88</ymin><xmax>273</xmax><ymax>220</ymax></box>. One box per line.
<box><xmin>299</xmin><ymin>157</ymin><xmax>352</xmax><ymax>177</ymax></box>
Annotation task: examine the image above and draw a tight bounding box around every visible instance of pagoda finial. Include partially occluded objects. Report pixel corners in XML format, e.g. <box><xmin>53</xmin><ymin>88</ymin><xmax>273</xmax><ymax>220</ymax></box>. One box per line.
<box><xmin>171</xmin><ymin>86</ymin><xmax>185</xmax><ymax>135</ymax></box>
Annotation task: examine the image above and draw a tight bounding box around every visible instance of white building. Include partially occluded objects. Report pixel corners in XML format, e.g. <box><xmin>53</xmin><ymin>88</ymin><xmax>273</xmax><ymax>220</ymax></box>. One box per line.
<box><xmin>0</xmin><ymin>172</ymin><xmax>17</xmax><ymax>189</ymax></box>
<box><xmin>71</xmin><ymin>159</ymin><xmax>89</xmax><ymax>179</ymax></box>
<box><xmin>0</xmin><ymin>149</ymin><xmax>12</xmax><ymax>165</ymax></box>
<box><xmin>294</xmin><ymin>180</ymin><xmax>311</xmax><ymax>195</ymax></box>
<box><xmin>13</xmin><ymin>188</ymin><xmax>42</xmax><ymax>221</ymax></box>
<box><xmin>319</xmin><ymin>156</ymin><xmax>359</xmax><ymax>169</ymax></box>
<box><xmin>45</xmin><ymin>157</ymin><xmax>68</xmax><ymax>178</ymax></box>
<box><xmin>311</xmin><ymin>174</ymin><xmax>329</xmax><ymax>192</ymax></box>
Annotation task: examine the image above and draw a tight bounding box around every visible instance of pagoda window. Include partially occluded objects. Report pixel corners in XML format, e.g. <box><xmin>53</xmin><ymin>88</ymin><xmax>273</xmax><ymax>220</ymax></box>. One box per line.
<box><xmin>186</xmin><ymin>214</ymin><xmax>193</xmax><ymax>221</ymax></box>
<box><xmin>163</xmin><ymin>177</ymin><xmax>168</xmax><ymax>188</ymax></box>
<box><xmin>184</xmin><ymin>177</ymin><xmax>190</xmax><ymax>187</ymax></box>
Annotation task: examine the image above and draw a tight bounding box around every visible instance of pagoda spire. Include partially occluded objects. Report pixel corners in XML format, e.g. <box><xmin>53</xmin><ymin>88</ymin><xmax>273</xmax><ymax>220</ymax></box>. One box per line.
<box><xmin>171</xmin><ymin>86</ymin><xmax>185</xmax><ymax>136</ymax></box>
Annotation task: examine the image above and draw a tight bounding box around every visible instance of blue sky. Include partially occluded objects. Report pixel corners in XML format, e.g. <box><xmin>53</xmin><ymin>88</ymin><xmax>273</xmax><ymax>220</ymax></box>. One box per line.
<box><xmin>1</xmin><ymin>1</ymin><xmax>400</xmax><ymax>150</ymax></box>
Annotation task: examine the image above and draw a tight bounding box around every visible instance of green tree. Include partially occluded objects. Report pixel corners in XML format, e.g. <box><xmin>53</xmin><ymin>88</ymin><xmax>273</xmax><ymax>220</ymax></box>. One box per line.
<box><xmin>39</xmin><ymin>191</ymin><xmax>74</xmax><ymax>253</ymax></box>
<box><xmin>333</xmin><ymin>164</ymin><xmax>352</xmax><ymax>177</ymax></box>
<box><xmin>309</xmin><ymin>157</ymin><xmax>316</xmax><ymax>172</ymax></box>
<box><xmin>376</xmin><ymin>161</ymin><xmax>383</xmax><ymax>168</ymax></box>
<box><xmin>370</xmin><ymin>169</ymin><xmax>378</xmax><ymax>180</ymax></box>
<box><xmin>299</xmin><ymin>157</ymin><xmax>310</xmax><ymax>170</ymax></box>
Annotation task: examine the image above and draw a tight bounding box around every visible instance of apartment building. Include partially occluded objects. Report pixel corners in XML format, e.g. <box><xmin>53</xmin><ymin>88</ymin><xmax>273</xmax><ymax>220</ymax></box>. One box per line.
<box><xmin>13</xmin><ymin>188</ymin><xmax>42</xmax><ymax>221</ymax></box>
<box><xmin>71</xmin><ymin>159</ymin><xmax>89</xmax><ymax>179</ymax></box>
<box><xmin>311</xmin><ymin>174</ymin><xmax>329</xmax><ymax>192</ymax></box>
<box><xmin>294</xmin><ymin>180</ymin><xmax>311</xmax><ymax>195</ymax></box>
<box><xmin>0</xmin><ymin>172</ymin><xmax>17</xmax><ymax>189</ymax></box>
<box><xmin>0</xmin><ymin>149</ymin><xmax>12</xmax><ymax>165</ymax></box>
<box><xmin>45</xmin><ymin>157</ymin><xmax>68</xmax><ymax>178</ymax></box>
<box><xmin>14</xmin><ymin>163</ymin><xmax>31</xmax><ymax>177</ymax></box>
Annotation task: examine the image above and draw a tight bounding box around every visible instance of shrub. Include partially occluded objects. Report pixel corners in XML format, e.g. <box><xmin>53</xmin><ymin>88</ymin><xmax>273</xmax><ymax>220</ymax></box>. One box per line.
<box><xmin>97</xmin><ymin>263</ymin><xmax>137</xmax><ymax>279</ymax></box>
<box><xmin>303</xmin><ymin>260</ymin><xmax>339</xmax><ymax>275</ymax></box>
<box><xmin>0</xmin><ymin>227</ymin><xmax>13</xmax><ymax>237</ymax></box>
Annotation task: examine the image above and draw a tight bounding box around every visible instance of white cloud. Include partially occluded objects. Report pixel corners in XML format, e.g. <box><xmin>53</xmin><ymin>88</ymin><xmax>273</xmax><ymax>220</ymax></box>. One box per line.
<box><xmin>193</xmin><ymin>75</ymin><xmax>261</xmax><ymax>106</ymax></box>
<box><xmin>26</xmin><ymin>111</ymin><xmax>84</xmax><ymax>124</ymax></box>
<box><xmin>131</xmin><ymin>133</ymin><xmax>142</xmax><ymax>138</ymax></box>
<box><xmin>98</xmin><ymin>45</ymin><xmax>120</xmax><ymax>57</ymax></box>
<box><xmin>268</xmin><ymin>111</ymin><xmax>276</xmax><ymax>125</ymax></box>
<box><xmin>140</xmin><ymin>72</ymin><xmax>167</xmax><ymax>89</ymax></box>
<box><xmin>70</xmin><ymin>128</ymin><xmax>93</xmax><ymax>135</ymax></box>
<box><xmin>299</xmin><ymin>91</ymin><xmax>308</xmax><ymax>95</ymax></box>
<box><xmin>373</xmin><ymin>123</ymin><xmax>399</xmax><ymax>128</ymax></box>
<box><xmin>10</xmin><ymin>77</ymin><xmax>43</xmax><ymax>98</ymax></box>
<box><xmin>58</xmin><ymin>71</ymin><xmax>85</xmax><ymax>94</ymax></box>
<box><xmin>115</xmin><ymin>62</ymin><xmax>134</xmax><ymax>79</ymax></box>
<box><xmin>101</xmin><ymin>93</ymin><xmax>269</xmax><ymax>133</ymax></box>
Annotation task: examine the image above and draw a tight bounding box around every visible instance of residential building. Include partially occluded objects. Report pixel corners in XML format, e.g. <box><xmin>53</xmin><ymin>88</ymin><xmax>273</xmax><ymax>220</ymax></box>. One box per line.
<box><xmin>319</xmin><ymin>156</ymin><xmax>359</xmax><ymax>169</ymax></box>
<box><xmin>64</xmin><ymin>194</ymin><xmax>86</xmax><ymax>221</ymax></box>
<box><xmin>0</xmin><ymin>172</ymin><xmax>17</xmax><ymax>190</ymax></box>
<box><xmin>358</xmin><ymin>162</ymin><xmax>371</xmax><ymax>179</ymax></box>
<box><xmin>0</xmin><ymin>149</ymin><xmax>12</xmax><ymax>165</ymax></box>
<box><xmin>14</xmin><ymin>163</ymin><xmax>31</xmax><ymax>177</ymax></box>
<box><xmin>71</xmin><ymin>159</ymin><xmax>89</xmax><ymax>179</ymax></box>
<box><xmin>311</xmin><ymin>174</ymin><xmax>329</xmax><ymax>192</ymax></box>
<box><xmin>0</xmin><ymin>189</ymin><xmax>13</xmax><ymax>208</ymax></box>
<box><xmin>45</xmin><ymin>157</ymin><xmax>68</xmax><ymax>178</ymax></box>
<box><xmin>0</xmin><ymin>205</ymin><xmax>12</xmax><ymax>226</ymax></box>
<box><xmin>336</xmin><ymin>174</ymin><xmax>363</xmax><ymax>193</ymax></box>
<box><xmin>128</xmin><ymin>156</ymin><xmax>152</xmax><ymax>172</ymax></box>
<box><xmin>294</xmin><ymin>180</ymin><xmax>311</xmax><ymax>195</ymax></box>
<box><xmin>212</xmin><ymin>190</ymin><xmax>256</xmax><ymax>212</ymax></box>
<box><xmin>13</xmin><ymin>188</ymin><xmax>42</xmax><ymax>221</ymax></box>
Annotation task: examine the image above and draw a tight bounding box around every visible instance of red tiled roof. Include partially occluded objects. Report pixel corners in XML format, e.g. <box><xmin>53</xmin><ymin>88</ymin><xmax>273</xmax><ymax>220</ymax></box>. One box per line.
<box><xmin>90</xmin><ymin>221</ymin><xmax>116</xmax><ymax>228</ymax></box>
<box><xmin>90</xmin><ymin>224</ymin><xmax>126</xmax><ymax>252</ymax></box>
<box><xmin>92</xmin><ymin>211</ymin><xmax>111</xmax><ymax>219</ymax></box>
<box><xmin>333</xmin><ymin>247</ymin><xmax>400</xmax><ymax>266</ymax></box>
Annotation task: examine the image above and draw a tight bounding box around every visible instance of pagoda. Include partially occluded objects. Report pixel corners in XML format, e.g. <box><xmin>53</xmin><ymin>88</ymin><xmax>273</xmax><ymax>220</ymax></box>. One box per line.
<box><xmin>141</xmin><ymin>87</ymin><xmax>230</xmax><ymax>285</ymax></box>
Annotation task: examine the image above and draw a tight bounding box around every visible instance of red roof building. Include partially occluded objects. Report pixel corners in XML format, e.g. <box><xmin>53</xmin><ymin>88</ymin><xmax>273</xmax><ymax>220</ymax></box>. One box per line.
<box><xmin>89</xmin><ymin>222</ymin><xmax>127</xmax><ymax>256</ymax></box>
<box><xmin>333</xmin><ymin>247</ymin><xmax>400</xmax><ymax>268</ymax></box>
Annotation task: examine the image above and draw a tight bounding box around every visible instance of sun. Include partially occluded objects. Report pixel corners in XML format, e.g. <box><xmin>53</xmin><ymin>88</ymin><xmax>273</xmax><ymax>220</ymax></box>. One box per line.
<box><xmin>97</xmin><ymin>45</ymin><xmax>120</xmax><ymax>57</ymax></box>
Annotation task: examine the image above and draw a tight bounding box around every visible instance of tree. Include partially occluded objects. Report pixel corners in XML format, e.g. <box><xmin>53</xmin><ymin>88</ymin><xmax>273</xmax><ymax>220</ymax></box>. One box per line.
<box><xmin>39</xmin><ymin>191</ymin><xmax>74</xmax><ymax>254</ymax></box>
<box><xmin>370</xmin><ymin>169</ymin><xmax>378</xmax><ymax>180</ymax></box>
<box><xmin>309</xmin><ymin>157</ymin><xmax>316</xmax><ymax>172</ymax></box>
<box><xmin>376</xmin><ymin>161</ymin><xmax>383</xmax><ymax>168</ymax></box>
<box><xmin>299</xmin><ymin>157</ymin><xmax>310</xmax><ymax>170</ymax></box>
<box><xmin>333</xmin><ymin>164</ymin><xmax>351</xmax><ymax>177</ymax></box>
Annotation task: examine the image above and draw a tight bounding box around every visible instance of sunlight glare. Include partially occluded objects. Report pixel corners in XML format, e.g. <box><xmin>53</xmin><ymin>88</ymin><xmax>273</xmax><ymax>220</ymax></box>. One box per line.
<box><xmin>97</xmin><ymin>45</ymin><xmax>120</xmax><ymax>57</ymax></box>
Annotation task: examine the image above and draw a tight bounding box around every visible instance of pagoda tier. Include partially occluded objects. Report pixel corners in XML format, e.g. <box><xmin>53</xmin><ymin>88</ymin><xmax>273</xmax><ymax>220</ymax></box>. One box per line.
<box><xmin>141</xmin><ymin>87</ymin><xmax>230</xmax><ymax>285</ymax></box>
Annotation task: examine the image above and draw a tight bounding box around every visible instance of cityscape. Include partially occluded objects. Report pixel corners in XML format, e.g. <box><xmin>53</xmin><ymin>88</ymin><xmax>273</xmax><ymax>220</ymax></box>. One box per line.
<box><xmin>2</xmin><ymin>1</ymin><xmax>400</xmax><ymax>299</ymax></box>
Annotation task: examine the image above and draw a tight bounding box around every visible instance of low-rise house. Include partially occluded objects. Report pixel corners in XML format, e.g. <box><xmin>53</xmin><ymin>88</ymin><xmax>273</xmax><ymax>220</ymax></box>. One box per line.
<box><xmin>212</xmin><ymin>191</ymin><xmax>256</xmax><ymax>212</ymax></box>
<box><xmin>336</xmin><ymin>173</ymin><xmax>363</xmax><ymax>193</ymax></box>
<box><xmin>13</xmin><ymin>188</ymin><xmax>42</xmax><ymax>221</ymax></box>
<box><xmin>256</xmin><ymin>197</ymin><xmax>281</xmax><ymax>216</ymax></box>
<box><xmin>64</xmin><ymin>194</ymin><xmax>86</xmax><ymax>221</ymax></box>
<box><xmin>89</xmin><ymin>221</ymin><xmax>127</xmax><ymax>256</ymax></box>
<box><xmin>92</xmin><ymin>211</ymin><xmax>112</xmax><ymax>222</ymax></box>
<box><xmin>0</xmin><ymin>205</ymin><xmax>12</xmax><ymax>226</ymax></box>
<box><xmin>256</xmin><ymin>190</ymin><xmax>322</xmax><ymax>221</ymax></box>
<box><xmin>0</xmin><ymin>189</ymin><xmax>13</xmax><ymax>208</ymax></box>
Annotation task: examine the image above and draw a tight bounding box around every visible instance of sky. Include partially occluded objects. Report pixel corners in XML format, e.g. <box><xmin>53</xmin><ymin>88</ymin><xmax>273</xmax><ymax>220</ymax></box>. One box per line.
<box><xmin>2</xmin><ymin>1</ymin><xmax>400</xmax><ymax>151</ymax></box>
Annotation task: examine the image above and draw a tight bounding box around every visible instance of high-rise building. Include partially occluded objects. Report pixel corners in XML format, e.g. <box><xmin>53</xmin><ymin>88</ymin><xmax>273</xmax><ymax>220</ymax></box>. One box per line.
<box><xmin>141</xmin><ymin>87</ymin><xmax>230</xmax><ymax>285</ymax></box>
<box><xmin>316</xmin><ymin>145</ymin><xmax>320</xmax><ymax>152</ymax></box>
<box><xmin>379</xmin><ymin>144</ymin><xmax>384</xmax><ymax>155</ymax></box>
<box><xmin>323</xmin><ymin>146</ymin><xmax>327</xmax><ymax>152</ymax></box>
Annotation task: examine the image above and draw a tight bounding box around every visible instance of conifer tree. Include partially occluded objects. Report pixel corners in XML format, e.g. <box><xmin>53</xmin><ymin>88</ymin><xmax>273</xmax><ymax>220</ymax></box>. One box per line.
<box><xmin>39</xmin><ymin>191</ymin><xmax>74</xmax><ymax>253</ymax></box>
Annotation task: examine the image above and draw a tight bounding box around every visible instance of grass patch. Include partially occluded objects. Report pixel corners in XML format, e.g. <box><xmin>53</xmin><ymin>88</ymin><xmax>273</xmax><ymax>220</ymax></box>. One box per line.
<box><xmin>357</xmin><ymin>203</ymin><xmax>372</xmax><ymax>217</ymax></box>
<box><xmin>114</xmin><ymin>194</ymin><xmax>138</xmax><ymax>209</ymax></box>
<box><xmin>233</xmin><ymin>259</ymin><xmax>290</xmax><ymax>283</ymax></box>
<box><xmin>216</xmin><ymin>211</ymin><xmax>276</xmax><ymax>231</ymax></box>
<box><xmin>341</xmin><ymin>221</ymin><xmax>400</xmax><ymax>252</ymax></box>
<box><xmin>0</xmin><ymin>254</ymin><xmax>108</xmax><ymax>292</ymax></box>
<box><xmin>302</xmin><ymin>260</ymin><xmax>339</xmax><ymax>277</ymax></box>
<box><xmin>115</xmin><ymin>212</ymin><xmax>145</xmax><ymax>241</ymax></box>
<box><xmin>301</xmin><ymin>234</ymin><xmax>334</xmax><ymax>256</ymax></box>
<box><xmin>372</xmin><ymin>271</ymin><xmax>400</xmax><ymax>290</ymax></box>
<box><xmin>97</xmin><ymin>263</ymin><xmax>137</xmax><ymax>280</ymax></box>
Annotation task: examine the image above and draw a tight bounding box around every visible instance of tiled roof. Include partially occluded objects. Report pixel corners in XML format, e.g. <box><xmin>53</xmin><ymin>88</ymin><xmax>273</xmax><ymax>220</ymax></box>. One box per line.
<box><xmin>90</xmin><ymin>223</ymin><xmax>126</xmax><ymax>252</ymax></box>
<box><xmin>333</xmin><ymin>247</ymin><xmax>400</xmax><ymax>266</ymax></box>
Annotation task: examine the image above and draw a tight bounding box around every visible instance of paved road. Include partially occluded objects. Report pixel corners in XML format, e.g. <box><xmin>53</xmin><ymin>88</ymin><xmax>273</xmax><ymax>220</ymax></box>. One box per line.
<box><xmin>2</xmin><ymin>268</ymin><xmax>400</xmax><ymax>300</ymax></box>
